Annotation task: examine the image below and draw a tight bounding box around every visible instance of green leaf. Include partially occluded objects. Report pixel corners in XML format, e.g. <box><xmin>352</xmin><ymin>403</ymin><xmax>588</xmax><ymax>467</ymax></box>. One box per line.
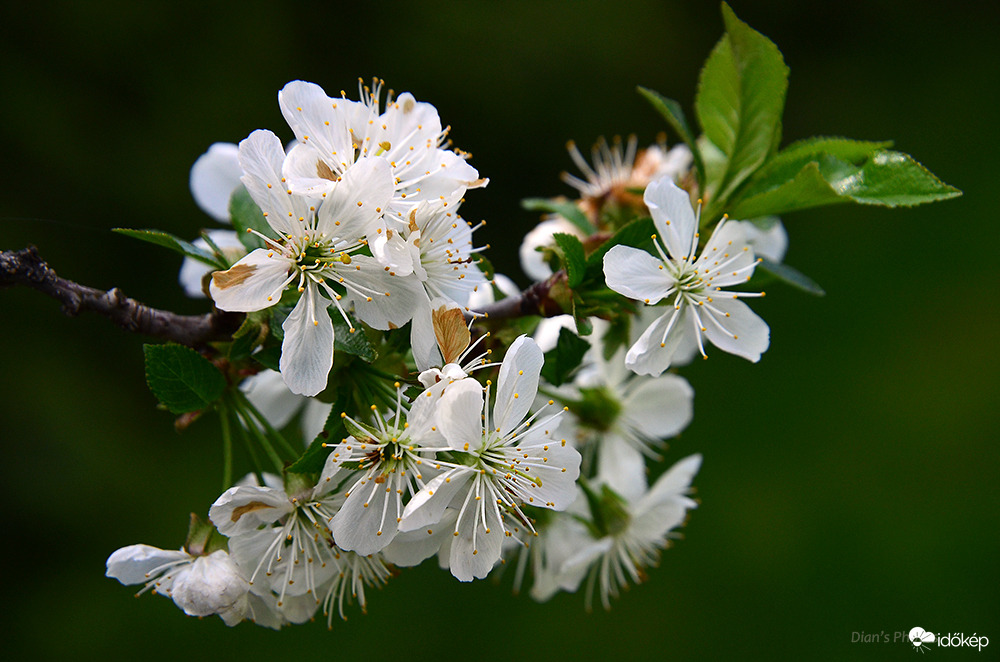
<box><xmin>229</xmin><ymin>186</ymin><xmax>270</xmax><ymax>251</ymax></box>
<box><xmin>252</xmin><ymin>346</ymin><xmax>281</xmax><ymax>371</ymax></box>
<box><xmin>771</xmin><ymin>136</ymin><xmax>893</xmax><ymax>165</ymax></box>
<box><xmin>839</xmin><ymin>150</ymin><xmax>962</xmax><ymax>207</ymax></box>
<box><xmin>286</xmin><ymin>391</ymin><xmax>349</xmax><ymax>475</ymax></box>
<box><xmin>758</xmin><ymin>259</ymin><xmax>825</xmax><ymax>296</ymax></box>
<box><xmin>696</xmin><ymin>3</ymin><xmax>789</xmax><ymax>213</ymax></box>
<box><xmin>553</xmin><ymin>232</ymin><xmax>587</xmax><ymax>288</ymax></box>
<box><xmin>522</xmin><ymin>198</ymin><xmax>595</xmax><ymax>234</ymax></box>
<box><xmin>113</xmin><ymin>229</ymin><xmax>222</xmax><ymax>268</ymax></box>
<box><xmin>144</xmin><ymin>344</ymin><xmax>227</xmax><ymax>414</ymax></box>
<box><xmin>540</xmin><ymin>327</ymin><xmax>591</xmax><ymax>387</ymax></box>
<box><xmin>636</xmin><ymin>86</ymin><xmax>706</xmax><ymax>186</ymax></box>
<box><xmin>332</xmin><ymin>314</ymin><xmax>377</xmax><ymax>363</ymax></box>
<box><xmin>731</xmin><ymin>150</ymin><xmax>961</xmax><ymax>218</ymax></box>
<box><xmin>584</xmin><ymin>217</ymin><xmax>656</xmax><ymax>281</ymax></box>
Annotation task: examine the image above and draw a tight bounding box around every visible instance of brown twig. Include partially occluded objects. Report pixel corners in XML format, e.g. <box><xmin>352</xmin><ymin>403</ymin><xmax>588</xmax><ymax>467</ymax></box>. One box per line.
<box><xmin>1</xmin><ymin>246</ymin><xmax>242</xmax><ymax>346</ymax></box>
<box><xmin>475</xmin><ymin>270</ymin><xmax>569</xmax><ymax>320</ymax></box>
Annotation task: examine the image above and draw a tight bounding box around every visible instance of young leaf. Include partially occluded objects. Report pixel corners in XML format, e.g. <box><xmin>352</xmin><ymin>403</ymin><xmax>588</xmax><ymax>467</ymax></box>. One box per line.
<box><xmin>332</xmin><ymin>314</ymin><xmax>377</xmax><ymax>363</ymax></box>
<box><xmin>553</xmin><ymin>232</ymin><xmax>587</xmax><ymax>288</ymax></box>
<box><xmin>229</xmin><ymin>186</ymin><xmax>270</xmax><ymax>251</ymax></box>
<box><xmin>637</xmin><ymin>86</ymin><xmax>706</xmax><ymax>186</ymax></box>
<box><xmin>841</xmin><ymin>150</ymin><xmax>962</xmax><ymax>207</ymax></box>
<box><xmin>112</xmin><ymin>229</ymin><xmax>223</xmax><ymax>268</ymax></box>
<box><xmin>522</xmin><ymin>197</ymin><xmax>595</xmax><ymax>234</ymax></box>
<box><xmin>540</xmin><ymin>327</ymin><xmax>591</xmax><ymax>387</ymax></box>
<box><xmin>696</xmin><ymin>3</ymin><xmax>789</xmax><ymax>214</ymax></box>
<box><xmin>757</xmin><ymin>259</ymin><xmax>825</xmax><ymax>296</ymax></box>
<box><xmin>144</xmin><ymin>344</ymin><xmax>227</xmax><ymax>414</ymax></box>
<box><xmin>584</xmin><ymin>217</ymin><xmax>655</xmax><ymax>281</ymax></box>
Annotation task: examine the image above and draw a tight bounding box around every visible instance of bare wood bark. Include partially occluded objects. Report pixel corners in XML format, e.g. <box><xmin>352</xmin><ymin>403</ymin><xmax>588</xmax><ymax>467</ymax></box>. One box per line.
<box><xmin>1</xmin><ymin>246</ymin><xmax>242</xmax><ymax>346</ymax></box>
<box><xmin>474</xmin><ymin>270</ymin><xmax>569</xmax><ymax>320</ymax></box>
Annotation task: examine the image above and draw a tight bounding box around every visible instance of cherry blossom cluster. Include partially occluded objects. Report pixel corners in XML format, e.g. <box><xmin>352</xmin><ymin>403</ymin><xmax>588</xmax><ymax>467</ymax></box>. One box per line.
<box><xmin>105</xmin><ymin>78</ymin><xmax>755</xmax><ymax>627</ymax></box>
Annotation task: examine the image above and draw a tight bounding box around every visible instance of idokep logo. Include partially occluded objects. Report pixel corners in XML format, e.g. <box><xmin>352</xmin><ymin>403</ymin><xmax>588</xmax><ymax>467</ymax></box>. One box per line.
<box><xmin>909</xmin><ymin>628</ymin><xmax>935</xmax><ymax>653</ymax></box>
<box><xmin>909</xmin><ymin>627</ymin><xmax>990</xmax><ymax>653</ymax></box>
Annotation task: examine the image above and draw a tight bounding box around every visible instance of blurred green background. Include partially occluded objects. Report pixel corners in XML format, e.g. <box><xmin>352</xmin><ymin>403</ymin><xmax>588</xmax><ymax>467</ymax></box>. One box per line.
<box><xmin>2</xmin><ymin>1</ymin><xmax>997</xmax><ymax>659</ymax></box>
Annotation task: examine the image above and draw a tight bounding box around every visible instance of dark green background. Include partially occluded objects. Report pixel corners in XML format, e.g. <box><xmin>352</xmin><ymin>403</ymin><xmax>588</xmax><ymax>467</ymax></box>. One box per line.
<box><xmin>2</xmin><ymin>1</ymin><xmax>996</xmax><ymax>659</ymax></box>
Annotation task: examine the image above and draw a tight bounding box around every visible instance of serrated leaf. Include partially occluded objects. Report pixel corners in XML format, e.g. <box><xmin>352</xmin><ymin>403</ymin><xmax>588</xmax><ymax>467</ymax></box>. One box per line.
<box><xmin>286</xmin><ymin>391</ymin><xmax>348</xmax><ymax>474</ymax></box>
<box><xmin>696</xmin><ymin>4</ymin><xmax>789</xmax><ymax>214</ymax></box>
<box><xmin>540</xmin><ymin>327</ymin><xmax>591</xmax><ymax>387</ymax></box>
<box><xmin>113</xmin><ymin>229</ymin><xmax>222</xmax><ymax>268</ymax></box>
<box><xmin>732</xmin><ymin>150</ymin><xmax>961</xmax><ymax>218</ymax></box>
<box><xmin>522</xmin><ymin>198</ymin><xmax>595</xmax><ymax>234</ymax></box>
<box><xmin>553</xmin><ymin>232</ymin><xmax>587</xmax><ymax>288</ymax></box>
<box><xmin>332</xmin><ymin>314</ymin><xmax>377</xmax><ymax>363</ymax></box>
<box><xmin>637</xmin><ymin>86</ymin><xmax>706</xmax><ymax>186</ymax></box>
<box><xmin>584</xmin><ymin>217</ymin><xmax>656</xmax><ymax>281</ymax></box>
<box><xmin>758</xmin><ymin>259</ymin><xmax>825</xmax><ymax>296</ymax></box>
<box><xmin>840</xmin><ymin>150</ymin><xmax>961</xmax><ymax>207</ymax></box>
<box><xmin>772</xmin><ymin>137</ymin><xmax>893</xmax><ymax>164</ymax></box>
<box><xmin>229</xmin><ymin>186</ymin><xmax>270</xmax><ymax>251</ymax></box>
<box><xmin>144</xmin><ymin>344</ymin><xmax>227</xmax><ymax>414</ymax></box>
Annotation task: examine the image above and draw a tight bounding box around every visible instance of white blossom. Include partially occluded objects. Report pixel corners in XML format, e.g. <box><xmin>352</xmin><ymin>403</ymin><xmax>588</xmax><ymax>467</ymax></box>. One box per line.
<box><xmin>604</xmin><ymin>177</ymin><xmax>769</xmax><ymax>375</ymax></box>
<box><xmin>398</xmin><ymin>336</ymin><xmax>582</xmax><ymax>581</ymax></box>
<box><xmin>189</xmin><ymin>142</ymin><xmax>242</xmax><ymax>222</ymax></box>
<box><xmin>209</xmin><ymin>129</ymin><xmax>419</xmax><ymax>396</ymax></box>
<box><xmin>106</xmin><ymin>545</ymin><xmax>249</xmax><ymax>626</ymax></box>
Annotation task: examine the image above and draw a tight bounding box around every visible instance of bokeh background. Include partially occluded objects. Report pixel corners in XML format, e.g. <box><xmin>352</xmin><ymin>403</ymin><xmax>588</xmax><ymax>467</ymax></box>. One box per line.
<box><xmin>2</xmin><ymin>1</ymin><xmax>997</xmax><ymax>659</ymax></box>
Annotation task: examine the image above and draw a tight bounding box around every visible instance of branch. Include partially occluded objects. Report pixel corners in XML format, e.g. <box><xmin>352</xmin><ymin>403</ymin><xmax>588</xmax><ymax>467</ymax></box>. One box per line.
<box><xmin>476</xmin><ymin>271</ymin><xmax>569</xmax><ymax>320</ymax></box>
<box><xmin>1</xmin><ymin>246</ymin><xmax>242</xmax><ymax>346</ymax></box>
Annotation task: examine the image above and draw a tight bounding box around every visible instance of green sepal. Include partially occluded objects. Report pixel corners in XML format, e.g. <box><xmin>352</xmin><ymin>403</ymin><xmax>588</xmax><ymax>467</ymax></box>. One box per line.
<box><xmin>552</xmin><ymin>232</ymin><xmax>587</xmax><ymax>288</ymax></box>
<box><xmin>332</xmin><ymin>314</ymin><xmax>377</xmax><ymax>363</ymax></box>
<box><xmin>229</xmin><ymin>186</ymin><xmax>270</xmax><ymax>251</ymax></box>
<box><xmin>112</xmin><ymin>228</ymin><xmax>224</xmax><ymax>268</ymax></box>
<box><xmin>757</xmin><ymin>259</ymin><xmax>825</xmax><ymax>296</ymax></box>
<box><xmin>696</xmin><ymin>3</ymin><xmax>789</xmax><ymax>215</ymax></box>
<box><xmin>144</xmin><ymin>343</ymin><xmax>227</xmax><ymax>414</ymax></box>
<box><xmin>636</xmin><ymin>86</ymin><xmax>706</xmax><ymax>187</ymax></box>
<box><xmin>522</xmin><ymin>197</ymin><xmax>595</xmax><ymax>234</ymax></box>
<box><xmin>286</xmin><ymin>391</ymin><xmax>350</xmax><ymax>475</ymax></box>
<box><xmin>229</xmin><ymin>311</ymin><xmax>270</xmax><ymax>361</ymax></box>
<box><xmin>540</xmin><ymin>327</ymin><xmax>590</xmax><ymax>387</ymax></box>
<box><xmin>185</xmin><ymin>513</ymin><xmax>226</xmax><ymax>556</ymax></box>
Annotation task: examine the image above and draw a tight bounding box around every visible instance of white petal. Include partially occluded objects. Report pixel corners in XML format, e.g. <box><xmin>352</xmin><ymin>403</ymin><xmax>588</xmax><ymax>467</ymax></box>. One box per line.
<box><xmin>625</xmin><ymin>306</ymin><xmax>692</xmax><ymax>376</ymax></box>
<box><xmin>436</xmin><ymin>378</ymin><xmax>486</xmax><ymax>451</ymax></box>
<box><xmin>739</xmin><ymin>217</ymin><xmax>787</xmax><ymax>263</ymax></box>
<box><xmin>518</xmin><ymin>217</ymin><xmax>583</xmax><ymax>282</ymax></box>
<box><xmin>209</xmin><ymin>248</ymin><xmax>292</xmax><ymax>313</ymax></box>
<box><xmin>398</xmin><ymin>468</ymin><xmax>472</xmax><ymax>532</ymax></box>
<box><xmin>700</xmin><ymin>298</ymin><xmax>769</xmax><ymax>363</ymax></box>
<box><xmin>533</xmin><ymin>314</ymin><xmax>576</xmax><ymax>353</ymax></box>
<box><xmin>696</xmin><ymin>220</ymin><xmax>758</xmax><ymax>288</ymax></box>
<box><xmin>280</xmin><ymin>286</ymin><xmax>334</xmax><ymax>397</ymax></box>
<box><xmin>342</xmin><ymin>256</ymin><xmax>420</xmax><ymax>331</ymax></box>
<box><xmin>317</xmin><ymin>157</ymin><xmax>394</xmax><ymax>241</ymax></box>
<box><xmin>189</xmin><ymin>142</ymin><xmax>241</xmax><ymax>222</ymax></box>
<box><xmin>603</xmin><ymin>245</ymin><xmax>674</xmax><ymax>304</ymax></box>
<box><xmin>449</xmin><ymin>476</ymin><xmax>505</xmax><ymax>581</ymax></box>
<box><xmin>278</xmin><ymin>81</ymin><xmax>354</xmax><ymax>169</ymax></box>
<box><xmin>238</xmin><ymin>129</ymin><xmax>310</xmax><ymax>237</ymax></box>
<box><xmin>240</xmin><ymin>369</ymin><xmax>303</xmax><ymax>430</ymax></box>
<box><xmin>209</xmin><ymin>485</ymin><xmax>292</xmax><ymax>537</ymax></box>
<box><xmin>106</xmin><ymin>544</ymin><xmax>190</xmax><ymax>585</ymax></box>
<box><xmin>301</xmin><ymin>399</ymin><xmax>333</xmax><ymax>444</ymax></box>
<box><xmin>331</xmin><ymin>474</ymin><xmax>399</xmax><ymax>555</ymax></box>
<box><xmin>621</xmin><ymin>374</ymin><xmax>694</xmax><ymax>439</ymax></box>
<box><xmin>596</xmin><ymin>436</ymin><xmax>648</xmax><ymax>502</ymax></box>
<box><xmin>644</xmin><ymin>176</ymin><xmax>697</xmax><ymax>259</ymax></box>
<box><xmin>170</xmin><ymin>551</ymin><xmax>248</xmax><ymax>619</ymax></box>
<box><xmin>632</xmin><ymin>454</ymin><xmax>701</xmax><ymax>539</ymax></box>
<box><xmin>510</xmin><ymin>436</ymin><xmax>582</xmax><ymax>509</ymax></box>
<box><xmin>494</xmin><ymin>335</ymin><xmax>543</xmax><ymax>438</ymax></box>
<box><xmin>381</xmin><ymin>510</ymin><xmax>456</xmax><ymax>567</ymax></box>
<box><xmin>179</xmin><ymin>230</ymin><xmax>246</xmax><ymax>299</ymax></box>
<box><xmin>409</xmin><ymin>291</ymin><xmax>439</xmax><ymax>372</ymax></box>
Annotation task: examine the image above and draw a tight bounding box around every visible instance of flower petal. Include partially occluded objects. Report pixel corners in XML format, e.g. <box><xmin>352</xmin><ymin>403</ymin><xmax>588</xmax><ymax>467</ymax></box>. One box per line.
<box><xmin>494</xmin><ymin>335</ymin><xmax>543</xmax><ymax>438</ymax></box>
<box><xmin>621</xmin><ymin>373</ymin><xmax>694</xmax><ymax>439</ymax></box>
<box><xmin>700</xmin><ymin>298</ymin><xmax>769</xmax><ymax>363</ymax></box>
<box><xmin>625</xmin><ymin>306</ymin><xmax>692</xmax><ymax>376</ymax></box>
<box><xmin>436</xmin><ymin>378</ymin><xmax>486</xmax><ymax>452</ymax></box>
<box><xmin>316</xmin><ymin>157</ymin><xmax>394</xmax><ymax>241</ymax></box>
<box><xmin>209</xmin><ymin>485</ymin><xmax>293</xmax><ymax>537</ymax></box>
<box><xmin>238</xmin><ymin>129</ymin><xmax>311</xmax><ymax>238</ymax></box>
<box><xmin>189</xmin><ymin>143</ymin><xmax>242</xmax><ymax>222</ymax></box>
<box><xmin>644</xmin><ymin>176</ymin><xmax>697</xmax><ymax>260</ymax></box>
<box><xmin>398</xmin><ymin>468</ymin><xmax>472</xmax><ymax>532</ymax></box>
<box><xmin>106</xmin><ymin>544</ymin><xmax>190</xmax><ymax>585</ymax></box>
<box><xmin>603</xmin><ymin>245</ymin><xmax>674</xmax><ymax>305</ymax></box>
<box><xmin>209</xmin><ymin>248</ymin><xmax>292</xmax><ymax>313</ymax></box>
<box><xmin>280</xmin><ymin>286</ymin><xmax>334</xmax><ymax>396</ymax></box>
<box><xmin>278</xmin><ymin>81</ymin><xmax>355</xmax><ymax>171</ymax></box>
